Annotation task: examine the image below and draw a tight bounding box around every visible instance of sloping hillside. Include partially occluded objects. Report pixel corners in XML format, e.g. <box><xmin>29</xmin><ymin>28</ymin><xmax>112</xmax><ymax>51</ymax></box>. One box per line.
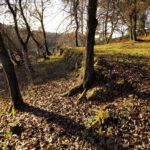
<box><xmin>0</xmin><ymin>34</ymin><xmax>149</xmax><ymax>149</ymax></box>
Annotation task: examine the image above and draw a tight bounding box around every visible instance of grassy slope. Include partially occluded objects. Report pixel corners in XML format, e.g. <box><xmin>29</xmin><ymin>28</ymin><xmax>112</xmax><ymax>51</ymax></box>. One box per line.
<box><xmin>95</xmin><ymin>40</ymin><xmax>150</xmax><ymax>57</ymax></box>
<box><xmin>73</xmin><ymin>34</ymin><xmax>150</xmax><ymax>57</ymax></box>
<box><xmin>96</xmin><ymin>42</ymin><xmax>149</xmax><ymax>56</ymax></box>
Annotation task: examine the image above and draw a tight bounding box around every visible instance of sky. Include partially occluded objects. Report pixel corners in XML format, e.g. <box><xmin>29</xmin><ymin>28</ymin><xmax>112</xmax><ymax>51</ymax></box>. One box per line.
<box><xmin>42</xmin><ymin>0</ymin><xmax>69</xmax><ymax>33</ymax></box>
<box><xmin>0</xmin><ymin>1</ymin><xmax>150</xmax><ymax>35</ymax></box>
<box><xmin>0</xmin><ymin>0</ymin><xmax>69</xmax><ymax>33</ymax></box>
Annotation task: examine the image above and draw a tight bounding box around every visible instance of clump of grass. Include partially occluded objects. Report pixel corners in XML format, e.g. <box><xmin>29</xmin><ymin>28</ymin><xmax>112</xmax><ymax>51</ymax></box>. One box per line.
<box><xmin>86</xmin><ymin>88</ymin><xmax>98</xmax><ymax>100</ymax></box>
<box><xmin>116</xmin><ymin>79</ymin><xmax>125</xmax><ymax>85</ymax></box>
<box><xmin>88</xmin><ymin>109</ymin><xmax>110</xmax><ymax>136</ymax></box>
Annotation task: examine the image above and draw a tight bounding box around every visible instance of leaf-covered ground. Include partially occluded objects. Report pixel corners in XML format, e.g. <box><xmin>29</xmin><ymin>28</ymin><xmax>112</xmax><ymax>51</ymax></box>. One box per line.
<box><xmin>0</xmin><ymin>42</ymin><xmax>150</xmax><ymax>149</ymax></box>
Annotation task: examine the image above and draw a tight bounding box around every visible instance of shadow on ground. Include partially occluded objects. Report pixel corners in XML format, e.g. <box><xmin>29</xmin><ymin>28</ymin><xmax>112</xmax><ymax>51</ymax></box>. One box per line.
<box><xmin>85</xmin><ymin>54</ymin><xmax>150</xmax><ymax>102</ymax></box>
<box><xmin>137</xmin><ymin>39</ymin><xmax>150</xmax><ymax>42</ymax></box>
<box><xmin>0</xmin><ymin>53</ymin><xmax>149</xmax><ymax>102</ymax></box>
<box><xmin>33</xmin><ymin>57</ymin><xmax>74</xmax><ymax>85</ymax></box>
<box><xmin>18</xmin><ymin>103</ymin><xmax>124</xmax><ymax>149</ymax></box>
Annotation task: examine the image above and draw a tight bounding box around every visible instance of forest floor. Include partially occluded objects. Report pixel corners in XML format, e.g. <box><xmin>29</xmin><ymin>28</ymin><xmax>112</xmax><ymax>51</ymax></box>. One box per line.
<box><xmin>0</xmin><ymin>38</ymin><xmax>150</xmax><ymax>149</ymax></box>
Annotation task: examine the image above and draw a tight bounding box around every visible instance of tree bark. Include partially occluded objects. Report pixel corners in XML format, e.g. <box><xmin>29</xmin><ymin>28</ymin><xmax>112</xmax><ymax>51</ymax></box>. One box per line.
<box><xmin>83</xmin><ymin>0</ymin><xmax>98</xmax><ymax>88</ymax></box>
<box><xmin>104</xmin><ymin>1</ymin><xmax>109</xmax><ymax>44</ymax></box>
<box><xmin>74</xmin><ymin>0</ymin><xmax>79</xmax><ymax>47</ymax></box>
<box><xmin>132</xmin><ymin>13</ymin><xmax>137</xmax><ymax>41</ymax></box>
<box><xmin>80</xmin><ymin>0</ymin><xmax>84</xmax><ymax>46</ymax></box>
<box><xmin>41</xmin><ymin>21</ymin><xmax>50</xmax><ymax>55</ymax></box>
<box><xmin>0</xmin><ymin>32</ymin><xmax>23</xmax><ymax>109</ymax></box>
<box><xmin>129</xmin><ymin>0</ymin><xmax>137</xmax><ymax>41</ymax></box>
<box><xmin>9</xmin><ymin>49</ymin><xmax>22</xmax><ymax>66</ymax></box>
<box><xmin>81</xmin><ymin>0</ymin><xmax>84</xmax><ymax>36</ymax></box>
<box><xmin>33</xmin><ymin>0</ymin><xmax>50</xmax><ymax>55</ymax></box>
<box><xmin>129</xmin><ymin>15</ymin><xmax>133</xmax><ymax>40</ymax></box>
<box><xmin>129</xmin><ymin>16</ymin><xmax>137</xmax><ymax>41</ymax></box>
<box><xmin>75</xmin><ymin>16</ymin><xmax>79</xmax><ymax>47</ymax></box>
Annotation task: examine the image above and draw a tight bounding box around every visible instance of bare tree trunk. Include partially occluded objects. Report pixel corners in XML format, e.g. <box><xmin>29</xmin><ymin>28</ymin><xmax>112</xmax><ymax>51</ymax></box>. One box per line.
<box><xmin>74</xmin><ymin>0</ymin><xmax>79</xmax><ymax>47</ymax></box>
<box><xmin>6</xmin><ymin>0</ymin><xmax>34</xmax><ymax>83</ymax></box>
<box><xmin>106</xmin><ymin>21</ymin><xmax>118</xmax><ymax>44</ymax></box>
<box><xmin>129</xmin><ymin>16</ymin><xmax>137</xmax><ymax>41</ymax></box>
<box><xmin>0</xmin><ymin>32</ymin><xmax>23</xmax><ymax>109</ymax></box>
<box><xmin>33</xmin><ymin>0</ymin><xmax>50</xmax><ymax>55</ymax></box>
<box><xmin>83</xmin><ymin>0</ymin><xmax>98</xmax><ymax>88</ymax></box>
<box><xmin>132</xmin><ymin>13</ymin><xmax>137</xmax><ymax>41</ymax></box>
<box><xmin>80</xmin><ymin>0</ymin><xmax>86</xmax><ymax>47</ymax></box>
<box><xmin>41</xmin><ymin>21</ymin><xmax>50</xmax><ymax>55</ymax></box>
<box><xmin>81</xmin><ymin>0</ymin><xmax>84</xmax><ymax>36</ymax></box>
<box><xmin>75</xmin><ymin>17</ymin><xmax>79</xmax><ymax>47</ymax></box>
<box><xmin>62</xmin><ymin>0</ymin><xmax>98</xmax><ymax>98</ymax></box>
<box><xmin>129</xmin><ymin>15</ymin><xmax>133</xmax><ymax>40</ymax></box>
<box><xmin>9</xmin><ymin>49</ymin><xmax>22</xmax><ymax>66</ymax></box>
<box><xmin>103</xmin><ymin>1</ymin><xmax>110</xmax><ymax>44</ymax></box>
<box><xmin>30</xmin><ymin>32</ymin><xmax>46</xmax><ymax>60</ymax></box>
<box><xmin>129</xmin><ymin>0</ymin><xmax>137</xmax><ymax>41</ymax></box>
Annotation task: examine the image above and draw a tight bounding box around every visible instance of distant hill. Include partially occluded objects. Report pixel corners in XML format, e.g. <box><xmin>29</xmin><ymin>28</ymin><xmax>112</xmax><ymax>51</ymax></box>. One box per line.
<box><xmin>1</xmin><ymin>24</ymin><xmax>61</xmax><ymax>51</ymax></box>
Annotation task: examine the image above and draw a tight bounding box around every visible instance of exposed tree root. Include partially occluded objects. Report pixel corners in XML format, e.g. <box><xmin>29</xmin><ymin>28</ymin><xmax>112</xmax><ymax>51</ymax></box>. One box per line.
<box><xmin>62</xmin><ymin>82</ymin><xmax>92</xmax><ymax>102</ymax></box>
<box><xmin>78</xmin><ymin>89</ymin><xmax>88</xmax><ymax>101</ymax></box>
<box><xmin>61</xmin><ymin>83</ymin><xmax>83</xmax><ymax>97</ymax></box>
<box><xmin>62</xmin><ymin>70</ymin><xmax>97</xmax><ymax>99</ymax></box>
<box><xmin>62</xmin><ymin>75</ymin><xmax>95</xmax><ymax>100</ymax></box>
<box><xmin>8</xmin><ymin>101</ymin><xmax>26</xmax><ymax>112</ymax></box>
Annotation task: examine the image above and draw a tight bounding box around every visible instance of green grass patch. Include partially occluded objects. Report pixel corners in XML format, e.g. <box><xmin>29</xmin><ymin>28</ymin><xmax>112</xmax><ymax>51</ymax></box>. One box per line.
<box><xmin>69</xmin><ymin>35</ymin><xmax>150</xmax><ymax>57</ymax></box>
<box><xmin>95</xmin><ymin>41</ymin><xmax>150</xmax><ymax>57</ymax></box>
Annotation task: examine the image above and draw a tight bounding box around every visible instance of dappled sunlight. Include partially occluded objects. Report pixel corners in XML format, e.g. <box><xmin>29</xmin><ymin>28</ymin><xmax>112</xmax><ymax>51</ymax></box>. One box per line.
<box><xmin>0</xmin><ymin>0</ymin><xmax>150</xmax><ymax>149</ymax></box>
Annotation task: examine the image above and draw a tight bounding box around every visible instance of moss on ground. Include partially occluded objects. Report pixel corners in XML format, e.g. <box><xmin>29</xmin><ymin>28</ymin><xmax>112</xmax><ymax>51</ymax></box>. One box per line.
<box><xmin>86</xmin><ymin>88</ymin><xmax>98</xmax><ymax>100</ymax></box>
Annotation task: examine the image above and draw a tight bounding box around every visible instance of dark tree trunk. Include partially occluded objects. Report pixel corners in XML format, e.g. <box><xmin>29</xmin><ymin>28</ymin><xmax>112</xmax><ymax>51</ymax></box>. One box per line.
<box><xmin>80</xmin><ymin>0</ymin><xmax>84</xmax><ymax>46</ymax></box>
<box><xmin>104</xmin><ymin>1</ymin><xmax>109</xmax><ymax>44</ymax></box>
<box><xmin>75</xmin><ymin>17</ymin><xmax>79</xmax><ymax>47</ymax></box>
<box><xmin>9</xmin><ymin>49</ymin><xmax>22</xmax><ymax>66</ymax></box>
<box><xmin>129</xmin><ymin>17</ymin><xmax>137</xmax><ymax>41</ymax></box>
<box><xmin>129</xmin><ymin>15</ymin><xmax>134</xmax><ymax>40</ymax></box>
<box><xmin>83</xmin><ymin>0</ymin><xmax>98</xmax><ymax>88</ymax></box>
<box><xmin>129</xmin><ymin>0</ymin><xmax>137</xmax><ymax>41</ymax></box>
<box><xmin>81</xmin><ymin>0</ymin><xmax>84</xmax><ymax>35</ymax></box>
<box><xmin>143</xmin><ymin>29</ymin><xmax>147</xmax><ymax>36</ymax></box>
<box><xmin>0</xmin><ymin>32</ymin><xmax>23</xmax><ymax>109</ymax></box>
<box><xmin>129</xmin><ymin>27</ymin><xmax>133</xmax><ymax>40</ymax></box>
<box><xmin>74</xmin><ymin>0</ymin><xmax>79</xmax><ymax>47</ymax></box>
<box><xmin>132</xmin><ymin>13</ymin><xmax>137</xmax><ymax>41</ymax></box>
<box><xmin>41</xmin><ymin>21</ymin><xmax>50</xmax><ymax>55</ymax></box>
